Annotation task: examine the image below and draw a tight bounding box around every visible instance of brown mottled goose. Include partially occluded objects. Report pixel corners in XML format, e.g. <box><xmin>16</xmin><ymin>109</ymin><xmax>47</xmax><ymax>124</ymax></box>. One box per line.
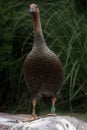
<box><xmin>24</xmin><ymin>3</ymin><xmax>64</xmax><ymax>120</ymax></box>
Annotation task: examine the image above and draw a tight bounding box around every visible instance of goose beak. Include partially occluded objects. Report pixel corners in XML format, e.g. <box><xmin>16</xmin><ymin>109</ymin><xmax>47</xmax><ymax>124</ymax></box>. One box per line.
<box><xmin>29</xmin><ymin>7</ymin><xmax>35</xmax><ymax>13</ymax></box>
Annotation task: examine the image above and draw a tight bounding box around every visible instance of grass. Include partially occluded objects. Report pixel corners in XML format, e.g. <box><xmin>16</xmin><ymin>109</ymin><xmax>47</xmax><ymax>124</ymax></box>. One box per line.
<box><xmin>0</xmin><ymin>0</ymin><xmax>87</xmax><ymax>114</ymax></box>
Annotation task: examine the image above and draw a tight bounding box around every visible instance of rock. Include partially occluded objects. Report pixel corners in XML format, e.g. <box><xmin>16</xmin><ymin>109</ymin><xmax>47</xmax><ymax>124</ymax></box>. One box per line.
<box><xmin>11</xmin><ymin>116</ymin><xmax>87</xmax><ymax>130</ymax></box>
<box><xmin>0</xmin><ymin>112</ymin><xmax>30</xmax><ymax>130</ymax></box>
<box><xmin>0</xmin><ymin>113</ymin><xmax>87</xmax><ymax>130</ymax></box>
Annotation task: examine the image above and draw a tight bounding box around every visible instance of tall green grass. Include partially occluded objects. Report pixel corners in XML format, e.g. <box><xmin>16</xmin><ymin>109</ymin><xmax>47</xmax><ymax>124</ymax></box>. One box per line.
<box><xmin>0</xmin><ymin>0</ymin><xmax>87</xmax><ymax>113</ymax></box>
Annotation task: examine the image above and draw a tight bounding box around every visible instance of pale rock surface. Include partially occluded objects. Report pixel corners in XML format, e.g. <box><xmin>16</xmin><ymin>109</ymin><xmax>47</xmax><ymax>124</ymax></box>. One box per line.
<box><xmin>11</xmin><ymin>116</ymin><xmax>87</xmax><ymax>130</ymax></box>
<box><xmin>0</xmin><ymin>113</ymin><xmax>87</xmax><ymax>130</ymax></box>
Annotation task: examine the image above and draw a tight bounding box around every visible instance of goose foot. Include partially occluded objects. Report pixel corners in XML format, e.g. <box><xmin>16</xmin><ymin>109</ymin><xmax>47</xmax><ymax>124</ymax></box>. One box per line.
<box><xmin>47</xmin><ymin>113</ymin><xmax>57</xmax><ymax>116</ymax></box>
<box><xmin>30</xmin><ymin>114</ymin><xmax>39</xmax><ymax>121</ymax></box>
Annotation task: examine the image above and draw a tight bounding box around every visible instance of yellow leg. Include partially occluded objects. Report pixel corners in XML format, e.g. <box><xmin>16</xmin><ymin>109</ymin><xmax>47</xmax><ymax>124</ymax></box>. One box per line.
<box><xmin>48</xmin><ymin>96</ymin><xmax>57</xmax><ymax>116</ymax></box>
<box><xmin>32</xmin><ymin>98</ymin><xmax>37</xmax><ymax>115</ymax></box>
<box><xmin>31</xmin><ymin>98</ymin><xmax>38</xmax><ymax>120</ymax></box>
<box><xmin>51</xmin><ymin>96</ymin><xmax>56</xmax><ymax>109</ymax></box>
<box><xmin>23</xmin><ymin>98</ymin><xmax>38</xmax><ymax>122</ymax></box>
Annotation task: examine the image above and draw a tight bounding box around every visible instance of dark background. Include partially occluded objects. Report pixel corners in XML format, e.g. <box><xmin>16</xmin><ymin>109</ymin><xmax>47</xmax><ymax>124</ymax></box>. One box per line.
<box><xmin>0</xmin><ymin>0</ymin><xmax>87</xmax><ymax>114</ymax></box>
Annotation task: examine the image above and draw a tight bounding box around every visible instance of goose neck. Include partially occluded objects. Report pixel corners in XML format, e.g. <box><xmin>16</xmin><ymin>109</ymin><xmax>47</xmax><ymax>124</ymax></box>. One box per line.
<box><xmin>32</xmin><ymin>13</ymin><xmax>43</xmax><ymax>37</ymax></box>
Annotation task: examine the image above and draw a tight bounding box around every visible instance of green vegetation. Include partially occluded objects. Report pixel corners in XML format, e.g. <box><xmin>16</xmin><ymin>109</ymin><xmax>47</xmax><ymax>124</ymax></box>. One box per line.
<box><xmin>0</xmin><ymin>0</ymin><xmax>87</xmax><ymax>114</ymax></box>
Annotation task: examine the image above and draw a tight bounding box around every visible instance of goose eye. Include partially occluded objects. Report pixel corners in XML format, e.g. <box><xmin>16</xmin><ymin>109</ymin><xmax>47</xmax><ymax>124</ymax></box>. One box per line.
<box><xmin>36</xmin><ymin>5</ymin><xmax>38</xmax><ymax>8</ymax></box>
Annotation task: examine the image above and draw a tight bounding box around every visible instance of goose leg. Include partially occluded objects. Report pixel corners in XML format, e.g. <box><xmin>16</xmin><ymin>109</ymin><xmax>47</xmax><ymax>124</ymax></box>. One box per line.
<box><xmin>48</xmin><ymin>96</ymin><xmax>56</xmax><ymax>116</ymax></box>
<box><xmin>23</xmin><ymin>98</ymin><xmax>38</xmax><ymax>122</ymax></box>
<box><xmin>31</xmin><ymin>98</ymin><xmax>38</xmax><ymax>120</ymax></box>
